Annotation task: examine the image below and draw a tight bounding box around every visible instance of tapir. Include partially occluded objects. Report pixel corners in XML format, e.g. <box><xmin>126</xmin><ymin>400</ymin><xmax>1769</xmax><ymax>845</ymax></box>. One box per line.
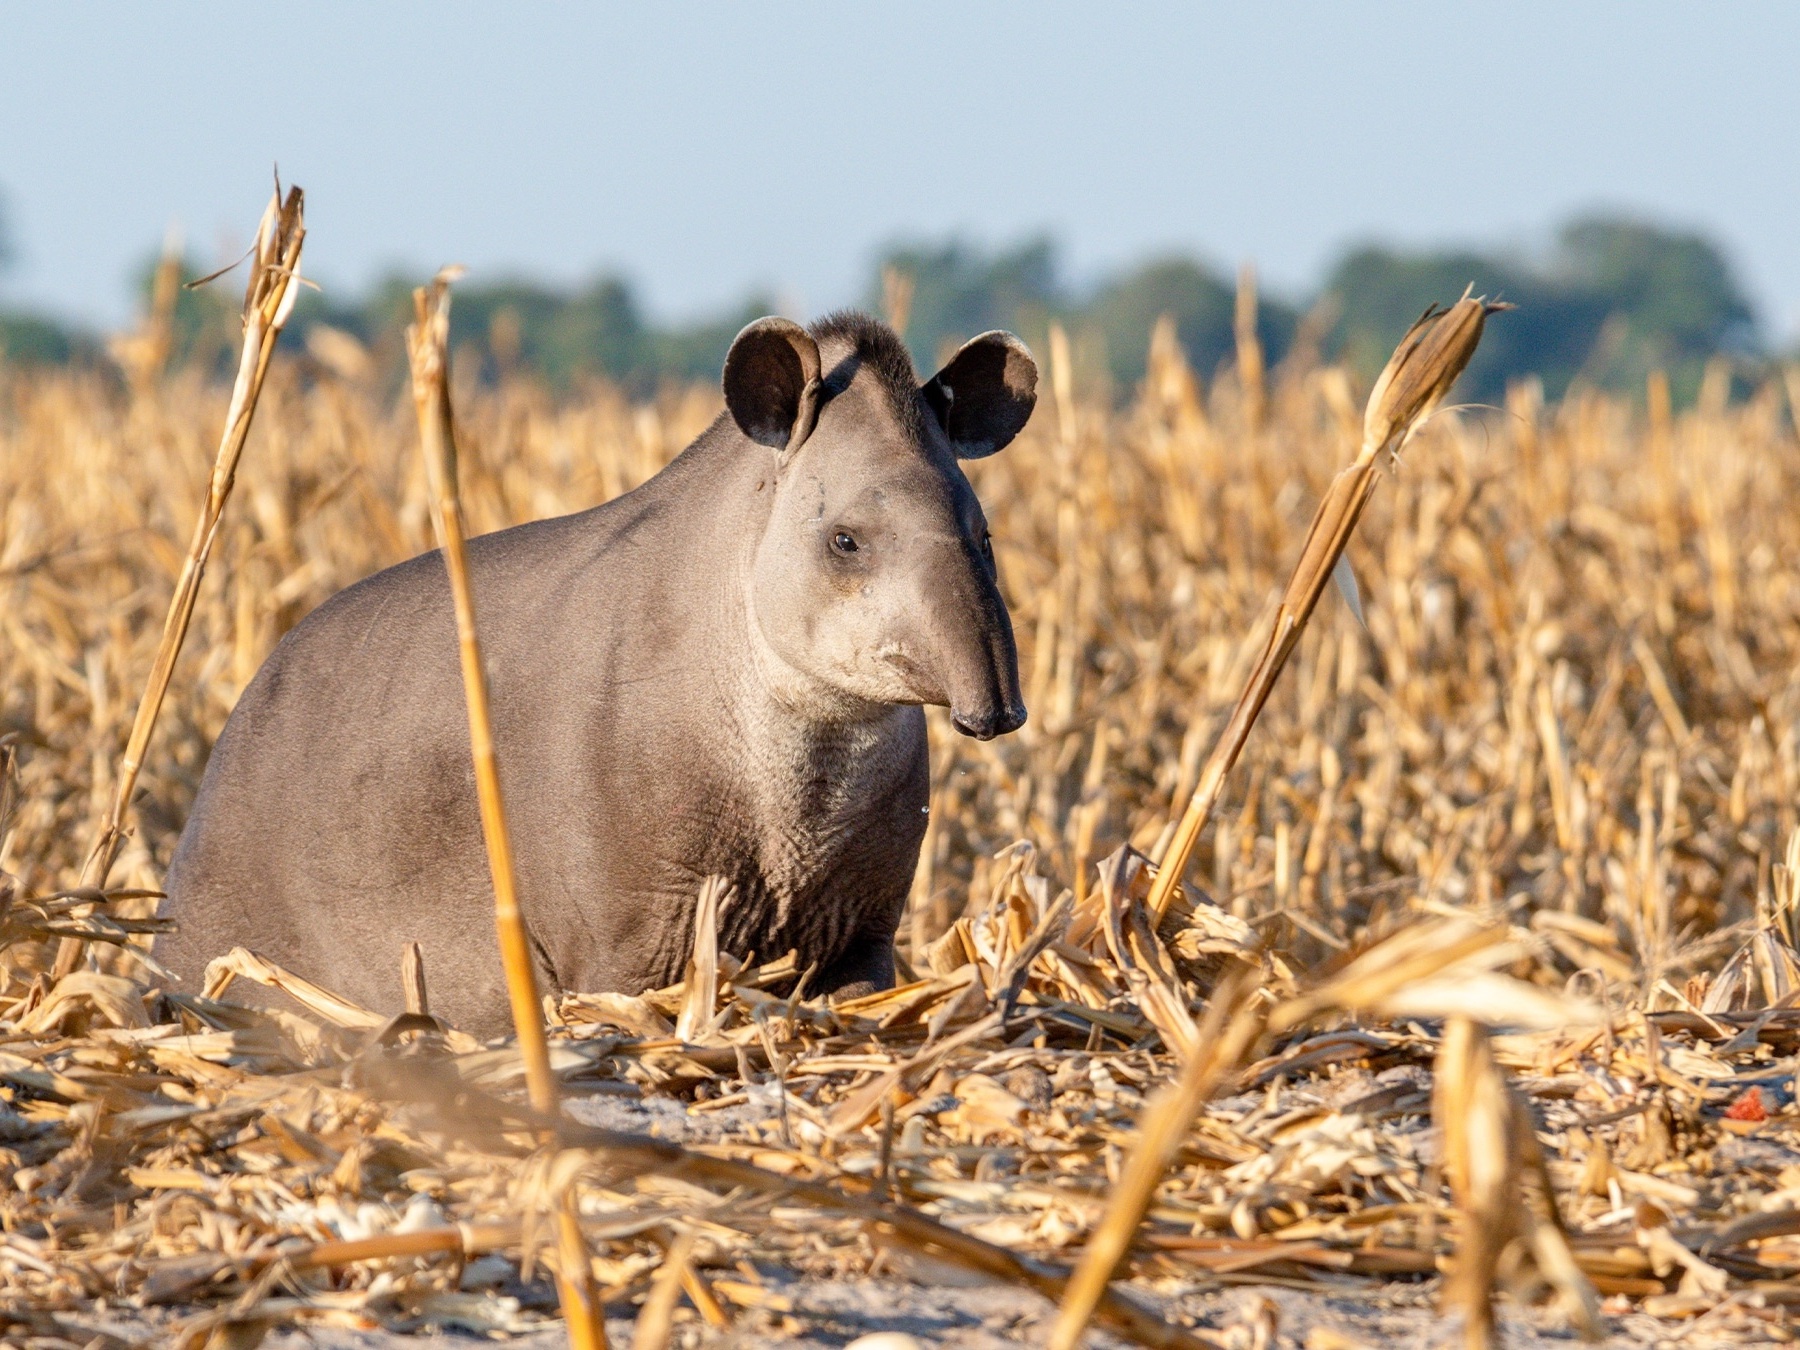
<box><xmin>157</xmin><ymin>312</ymin><xmax>1036</xmax><ymax>1038</ymax></box>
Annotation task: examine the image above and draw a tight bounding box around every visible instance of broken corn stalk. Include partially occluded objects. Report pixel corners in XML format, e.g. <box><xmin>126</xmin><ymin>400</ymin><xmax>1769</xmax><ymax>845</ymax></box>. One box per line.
<box><xmin>57</xmin><ymin>184</ymin><xmax>306</xmax><ymax>980</ymax></box>
<box><xmin>1147</xmin><ymin>292</ymin><xmax>1508</xmax><ymax>923</ymax></box>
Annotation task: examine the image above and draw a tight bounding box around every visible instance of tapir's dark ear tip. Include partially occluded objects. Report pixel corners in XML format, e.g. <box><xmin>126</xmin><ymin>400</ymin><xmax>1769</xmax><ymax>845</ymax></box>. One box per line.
<box><xmin>923</xmin><ymin>331</ymin><xmax>1038</xmax><ymax>459</ymax></box>
<box><xmin>723</xmin><ymin>317</ymin><xmax>823</xmax><ymax>452</ymax></box>
<box><xmin>976</xmin><ymin>330</ymin><xmax>1039</xmax><ymax>390</ymax></box>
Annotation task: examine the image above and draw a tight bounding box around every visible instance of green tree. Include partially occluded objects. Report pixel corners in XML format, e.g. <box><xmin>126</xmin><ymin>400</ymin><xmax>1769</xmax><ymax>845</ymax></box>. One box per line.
<box><xmin>430</xmin><ymin>276</ymin><xmax>648</xmax><ymax>389</ymax></box>
<box><xmin>0</xmin><ymin>313</ymin><xmax>79</xmax><ymax>364</ymax></box>
<box><xmin>1555</xmin><ymin>217</ymin><xmax>1755</xmax><ymax>395</ymax></box>
<box><xmin>0</xmin><ymin>188</ymin><xmax>89</xmax><ymax>365</ymax></box>
<box><xmin>1320</xmin><ymin>217</ymin><xmax>1758</xmax><ymax>403</ymax></box>
<box><xmin>870</xmin><ymin>237</ymin><xmax>1061</xmax><ymax>371</ymax></box>
<box><xmin>1081</xmin><ymin>257</ymin><xmax>1295</xmax><ymax>392</ymax></box>
<box><xmin>1321</xmin><ymin>246</ymin><xmax>1595</xmax><ymax>403</ymax></box>
<box><xmin>651</xmin><ymin>294</ymin><xmax>777</xmax><ymax>387</ymax></box>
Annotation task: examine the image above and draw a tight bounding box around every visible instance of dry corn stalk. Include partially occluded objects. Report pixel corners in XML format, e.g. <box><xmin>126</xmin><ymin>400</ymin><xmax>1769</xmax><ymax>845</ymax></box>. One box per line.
<box><xmin>1048</xmin><ymin>971</ymin><xmax>1266</xmax><ymax>1350</ymax></box>
<box><xmin>1434</xmin><ymin>1017</ymin><xmax>1600</xmax><ymax>1347</ymax></box>
<box><xmin>675</xmin><ymin>875</ymin><xmax>732</xmax><ymax>1043</ymax></box>
<box><xmin>406</xmin><ymin>270</ymin><xmax>608</xmax><ymax>1350</ymax></box>
<box><xmin>880</xmin><ymin>263</ymin><xmax>915</xmax><ymax>340</ymax></box>
<box><xmin>1271</xmin><ymin>916</ymin><xmax>1601</xmax><ymax>1034</ymax></box>
<box><xmin>1147</xmin><ymin>292</ymin><xmax>1507</xmax><ymax>923</ymax></box>
<box><xmin>203</xmin><ymin>944</ymin><xmax>383</xmax><ymax>1029</ymax></box>
<box><xmin>1703</xmin><ymin>825</ymin><xmax>1800</xmax><ymax>1011</ymax></box>
<box><xmin>56</xmin><ymin>184</ymin><xmax>306</xmax><ymax>979</ymax></box>
<box><xmin>1436</xmin><ymin>1016</ymin><xmax>1516</xmax><ymax>1349</ymax></box>
<box><xmin>632</xmin><ymin>1228</ymin><xmax>696</xmax><ymax>1350</ymax></box>
<box><xmin>1054</xmin><ymin>908</ymin><xmax>1591</xmax><ymax>1348</ymax></box>
<box><xmin>1234</xmin><ymin>262</ymin><xmax>1266</xmax><ymax>434</ymax></box>
<box><xmin>107</xmin><ymin>226</ymin><xmax>184</xmax><ymax>393</ymax></box>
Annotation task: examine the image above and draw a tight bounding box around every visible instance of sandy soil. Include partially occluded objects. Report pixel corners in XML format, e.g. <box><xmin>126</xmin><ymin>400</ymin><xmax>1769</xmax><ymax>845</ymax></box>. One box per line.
<box><xmin>31</xmin><ymin>1076</ymin><xmax>1779</xmax><ymax>1348</ymax></box>
<box><xmin>46</xmin><ymin>1274</ymin><xmax>1777</xmax><ymax>1349</ymax></box>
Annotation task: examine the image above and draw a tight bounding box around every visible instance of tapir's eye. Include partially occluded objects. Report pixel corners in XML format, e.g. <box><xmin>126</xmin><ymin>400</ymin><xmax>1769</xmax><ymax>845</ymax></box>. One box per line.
<box><xmin>981</xmin><ymin>533</ymin><xmax>994</xmax><ymax>563</ymax></box>
<box><xmin>831</xmin><ymin>530</ymin><xmax>859</xmax><ymax>555</ymax></box>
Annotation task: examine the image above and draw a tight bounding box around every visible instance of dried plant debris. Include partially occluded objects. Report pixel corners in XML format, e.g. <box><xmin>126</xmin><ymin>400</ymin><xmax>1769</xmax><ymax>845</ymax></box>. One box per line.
<box><xmin>0</xmin><ymin>849</ymin><xmax>1796</xmax><ymax>1346</ymax></box>
<box><xmin>5</xmin><ymin>288</ymin><xmax>1800</xmax><ymax>1346</ymax></box>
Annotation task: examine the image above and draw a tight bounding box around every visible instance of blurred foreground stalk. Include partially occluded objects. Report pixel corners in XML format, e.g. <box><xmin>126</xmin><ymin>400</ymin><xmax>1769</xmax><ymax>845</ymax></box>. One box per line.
<box><xmin>1434</xmin><ymin>1016</ymin><xmax>1600</xmax><ymax>1346</ymax></box>
<box><xmin>406</xmin><ymin>271</ymin><xmax>608</xmax><ymax>1350</ymax></box>
<box><xmin>1056</xmin><ymin>294</ymin><xmax>1507</xmax><ymax>1350</ymax></box>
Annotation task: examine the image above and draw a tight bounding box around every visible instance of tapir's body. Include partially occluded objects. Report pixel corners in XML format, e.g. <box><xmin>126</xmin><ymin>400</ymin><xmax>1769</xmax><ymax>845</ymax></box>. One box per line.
<box><xmin>158</xmin><ymin>313</ymin><xmax>1036</xmax><ymax>1037</ymax></box>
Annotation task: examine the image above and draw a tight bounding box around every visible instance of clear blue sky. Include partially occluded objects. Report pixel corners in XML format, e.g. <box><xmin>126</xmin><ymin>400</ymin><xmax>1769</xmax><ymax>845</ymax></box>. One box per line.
<box><xmin>3</xmin><ymin>2</ymin><xmax>1798</xmax><ymax>339</ymax></box>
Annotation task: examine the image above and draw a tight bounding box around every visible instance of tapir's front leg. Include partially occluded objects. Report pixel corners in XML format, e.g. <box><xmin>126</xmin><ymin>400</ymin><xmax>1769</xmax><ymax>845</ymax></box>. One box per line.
<box><xmin>813</xmin><ymin>921</ymin><xmax>898</xmax><ymax>1001</ymax></box>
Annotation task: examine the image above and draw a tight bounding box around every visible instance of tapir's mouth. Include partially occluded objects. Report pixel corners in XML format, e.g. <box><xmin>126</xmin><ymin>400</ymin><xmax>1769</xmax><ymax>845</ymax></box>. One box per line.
<box><xmin>882</xmin><ymin>650</ymin><xmax>927</xmax><ymax>684</ymax></box>
<box><xmin>952</xmin><ymin>703</ymin><xmax>1027</xmax><ymax>741</ymax></box>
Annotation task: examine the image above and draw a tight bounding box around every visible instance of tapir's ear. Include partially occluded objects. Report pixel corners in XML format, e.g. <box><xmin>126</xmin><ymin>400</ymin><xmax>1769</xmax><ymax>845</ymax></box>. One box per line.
<box><xmin>921</xmin><ymin>331</ymin><xmax>1038</xmax><ymax>459</ymax></box>
<box><xmin>723</xmin><ymin>317</ymin><xmax>823</xmax><ymax>455</ymax></box>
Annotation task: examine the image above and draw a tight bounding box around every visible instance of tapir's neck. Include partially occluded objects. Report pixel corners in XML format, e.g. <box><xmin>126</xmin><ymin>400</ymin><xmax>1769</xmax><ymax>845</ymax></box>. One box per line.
<box><xmin>669</xmin><ymin>430</ymin><xmax>919</xmax><ymax>817</ymax></box>
<box><xmin>734</xmin><ymin>578</ymin><xmax>892</xmax><ymax>728</ymax></box>
<box><xmin>688</xmin><ymin>435</ymin><xmax>896</xmax><ymax>736</ymax></box>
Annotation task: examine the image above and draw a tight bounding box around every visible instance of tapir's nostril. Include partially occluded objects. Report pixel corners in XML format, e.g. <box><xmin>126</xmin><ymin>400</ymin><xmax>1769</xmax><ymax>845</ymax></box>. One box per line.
<box><xmin>952</xmin><ymin>703</ymin><xmax>1026</xmax><ymax>741</ymax></box>
<box><xmin>951</xmin><ymin>711</ymin><xmax>995</xmax><ymax>740</ymax></box>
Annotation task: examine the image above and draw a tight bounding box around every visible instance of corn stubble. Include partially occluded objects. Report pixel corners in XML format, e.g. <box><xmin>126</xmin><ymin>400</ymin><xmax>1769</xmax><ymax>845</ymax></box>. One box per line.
<box><xmin>3</xmin><ymin>251</ymin><xmax>1800</xmax><ymax>1348</ymax></box>
<box><xmin>405</xmin><ymin>269</ymin><xmax>608</xmax><ymax>1350</ymax></box>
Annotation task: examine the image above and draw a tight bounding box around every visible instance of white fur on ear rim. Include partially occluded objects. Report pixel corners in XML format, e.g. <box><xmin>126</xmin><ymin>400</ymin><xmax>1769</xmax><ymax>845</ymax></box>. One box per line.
<box><xmin>921</xmin><ymin>331</ymin><xmax>1038</xmax><ymax>458</ymax></box>
<box><xmin>723</xmin><ymin>317</ymin><xmax>823</xmax><ymax>455</ymax></box>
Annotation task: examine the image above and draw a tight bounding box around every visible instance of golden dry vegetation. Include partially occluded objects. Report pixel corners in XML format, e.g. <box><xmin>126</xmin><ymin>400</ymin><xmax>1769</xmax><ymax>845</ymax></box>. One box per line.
<box><xmin>4</xmin><ymin>270</ymin><xmax>1800</xmax><ymax>1348</ymax></box>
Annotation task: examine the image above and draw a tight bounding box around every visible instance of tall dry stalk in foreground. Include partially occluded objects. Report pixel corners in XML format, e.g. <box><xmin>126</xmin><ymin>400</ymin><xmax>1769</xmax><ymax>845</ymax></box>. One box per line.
<box><xmin>1053</xmin><ymin>296</ymin><xmax>1505</xmax><ymax>1349</ymax></box>
<box><xmin>1047</xmin><ymin>974</ymin><xmax>1267</xmax><ymax>1350</ymax></box>
<box><xmin>405</xmin><ymin>271</ymin><xmax>608</xmax><ymax>1350</ymax></box>
<box><xmin>1146</xmin><ymin>293</ymin><xmax>1507</xmax><ymax>924</ymax></box>
<box><xmin>1435</xmin><ymin>1017</ymin><xmax>1600</xmax><ymax>1347</ymax></box>
<box><xmin>54</xmin><ymin>185</ymin><xmax>306</xmax><ymax>979</ymax></box>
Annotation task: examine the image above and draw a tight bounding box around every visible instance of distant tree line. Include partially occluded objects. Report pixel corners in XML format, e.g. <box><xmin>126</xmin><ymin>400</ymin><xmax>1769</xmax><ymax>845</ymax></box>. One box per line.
<box><xmin>0</xmin><ymin>192</ymin><xmax>90</xmax><ymax>365</ymax></box>
<box><xmin>0</xmin><ymin>192</ymin><xmax>1772</xmax><ymax>406</ymax></box>
<box><xmin>877</xmin><ymin>218</ymin><xmax>1761</xmax><ymax>406</ymax></box>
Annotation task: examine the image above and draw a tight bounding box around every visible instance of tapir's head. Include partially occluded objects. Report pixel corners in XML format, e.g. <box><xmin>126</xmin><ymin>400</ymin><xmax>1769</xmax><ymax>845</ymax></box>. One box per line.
<box><xmin>723</xmin><ymin>311</ymin><xmax>1035</xmax><ymax>740</ymax></box>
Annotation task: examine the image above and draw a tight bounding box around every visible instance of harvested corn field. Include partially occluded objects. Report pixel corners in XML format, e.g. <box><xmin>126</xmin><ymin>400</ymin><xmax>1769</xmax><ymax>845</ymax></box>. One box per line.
<box><xmin>4</xmin><ymin>249</ymin><xmax>1800</xmax><ymax>1349</ymax></box>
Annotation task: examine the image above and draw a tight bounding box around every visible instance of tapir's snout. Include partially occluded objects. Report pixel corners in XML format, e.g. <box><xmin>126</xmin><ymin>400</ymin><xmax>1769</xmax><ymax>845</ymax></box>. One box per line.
<box><xmin>944</xmin><ymin>597</ymin><xmax>1027</xmax><ymax>741</ymax></box>
<box><xmin>931</xmin><ymin>530</ymin><xmax>1027</xmax><ymax>741</ymax></box>
<box><xmin>952</xmin><ymin>700</ymin><xmax>1027</xmax><ymax>741</ymax></box>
